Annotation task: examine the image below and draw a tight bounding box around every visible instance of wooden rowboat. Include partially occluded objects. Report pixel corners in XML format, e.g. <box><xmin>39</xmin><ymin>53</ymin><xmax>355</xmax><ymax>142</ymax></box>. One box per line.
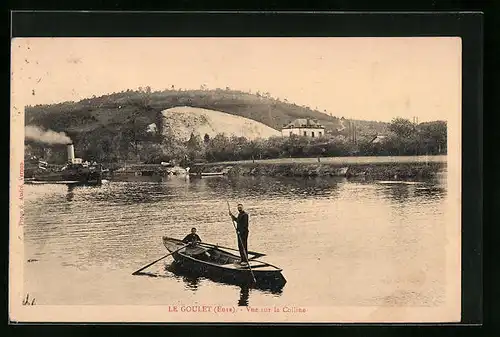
<box><xmin>162</xmin><ymin>236</ymin><xmax>286</xmax><ymax>289</ymax></box>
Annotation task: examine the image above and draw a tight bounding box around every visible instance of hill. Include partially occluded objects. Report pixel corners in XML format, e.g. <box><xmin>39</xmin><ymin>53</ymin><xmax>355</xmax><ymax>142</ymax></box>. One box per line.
<box><xmin>23</xmin><ymin>88</ymin><xmax>389</xmax><ymax>163</ymax></box>
<box><xmin>160</xmin><ymin>106</ymin><xmax>281</xmax><ymax>141</ymax></box>
<box><xmin>25</xmin><ymin>88</ymin><xmax>389</xmax><ymax>135</ymax></box>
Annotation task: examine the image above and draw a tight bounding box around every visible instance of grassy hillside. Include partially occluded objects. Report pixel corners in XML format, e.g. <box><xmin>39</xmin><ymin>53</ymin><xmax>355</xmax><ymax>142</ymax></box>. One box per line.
<box><xmin>25</xmin><ymin>88</ymin><xmax>388</xmax><ymax>135</ymax></box>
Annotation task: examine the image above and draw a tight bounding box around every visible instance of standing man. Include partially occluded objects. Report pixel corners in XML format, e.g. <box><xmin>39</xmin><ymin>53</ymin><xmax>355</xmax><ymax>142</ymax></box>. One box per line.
<box><xmin>229</xmin><ymin>203</ymin><xmax>249</xmax><ymax>265</ymax></box>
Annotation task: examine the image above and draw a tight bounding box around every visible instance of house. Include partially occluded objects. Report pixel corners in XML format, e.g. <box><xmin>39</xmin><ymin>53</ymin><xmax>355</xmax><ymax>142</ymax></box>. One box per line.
<box><xmin>370</xmin><ymin>135</ymin><xmax>387</xmax><ymax>144</ymax></box>
<box><xmin>146</xmin><ymin>123</ymin><xmax>158</xmax><ymax>133</ymax></box>
<box><xmin>281</xmin><ymin>118</ymin><xmax>325</xmax><ymax>138</ymax></box>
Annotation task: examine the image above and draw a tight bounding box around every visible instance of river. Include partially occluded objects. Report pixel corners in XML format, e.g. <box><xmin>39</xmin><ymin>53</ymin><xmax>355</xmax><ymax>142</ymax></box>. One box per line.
<box><xmin>23</xmin><ymin>174</ymin><xmax>448</xmax><ymax>308</ymax></box>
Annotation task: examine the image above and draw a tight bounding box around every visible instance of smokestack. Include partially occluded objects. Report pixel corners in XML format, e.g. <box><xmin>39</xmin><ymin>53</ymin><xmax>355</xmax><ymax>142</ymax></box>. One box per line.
<box><xmin>67</xmin><ymin>144</ymin><xmax>75</xmax><ymax>163</ymax></box>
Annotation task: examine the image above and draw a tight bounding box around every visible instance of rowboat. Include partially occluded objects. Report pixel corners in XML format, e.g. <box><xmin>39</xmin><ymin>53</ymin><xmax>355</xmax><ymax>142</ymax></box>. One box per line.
<box><xmin>189</xmin><ymin>166</ymin><xmax>233</xmax><ymax>178</ymax></box>
<box><xmin>200</xmin><ymin>172</ymin><xmax>226</xmax><ymax>177</ymax></box>
<box><xmin>189</xmin><ymin>171</ymin><xmax>227</xmax><ymax>178</ymax></box>
<box><xmin>162</xmin><ymin>236</ymin><xmax>286</xmax><ymax>289</ymax></box>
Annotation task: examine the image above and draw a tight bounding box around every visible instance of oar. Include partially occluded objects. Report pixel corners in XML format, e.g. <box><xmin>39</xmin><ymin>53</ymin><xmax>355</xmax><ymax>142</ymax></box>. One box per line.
<box><xmin>227</xmin><ymin>201</ymin><xmax>256</xmax><ymax>284</ymax></box>
<box><xmin>132</xmin><ymin>244</ymin><xmax>189</xmax><ymax>275</ymax></box>
<box><xmin>197</xmin><ymin>242</ymin><xmax>266</xmax><ymax>259</ymax></box>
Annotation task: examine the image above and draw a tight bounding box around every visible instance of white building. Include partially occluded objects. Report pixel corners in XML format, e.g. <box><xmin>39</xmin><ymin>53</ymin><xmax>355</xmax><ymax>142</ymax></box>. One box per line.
<box><xmin>370</xmin><ymin>135</ymin><xmax>387</xmax><ymax>144</ymax></box>
<box><xmin>281</xmin><ymin>118</ymin><xmax>325</xmax><ymax>138</ymax></box>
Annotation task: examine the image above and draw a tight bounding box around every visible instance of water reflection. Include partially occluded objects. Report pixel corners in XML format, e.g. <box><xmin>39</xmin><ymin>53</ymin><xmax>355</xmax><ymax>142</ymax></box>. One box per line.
<box><xmin>164</xmin><ymin>262</ymin><xmax>202</xmax><ymax>292</ymax></box>
<box><xmin>60</xmin><ymin>175</ymin><xmax>445</xmax><ymax>207</ymax></box>
<box><xmin>182</xmin><ymin>274</ymin><xmax>200</xmax><ymax>291</ymax></box>
<box><xmin>66</xmin><ymin>185</ymin><xmax>75</xmax><ymax>202</ymax></box>
<box><xmin>374</xmin><ymin>182</ymin><xmax>446</xmax><ymax>204</ymax></box>
<box><xmin>238</xmin><ymin>286</ymin><xmax>250</xmax><ymax>306</ymax></box>
<box><xmin>413</xmin><ymin>186</ymin><xmax>446</xmax><ymax>199</ymax></box>
<box><xmin>91</xmin><ymin>182</ymin><xmax>176</xmax><ymax>205</ymax></box>
<box><xmin>198</xmin><ymin>176</ymin><xmax>344</xmax><ymax>200</ymax></box>
<box><xmin>84</xmin><ymin>176</ymin><xmax>346</xmax><ymax>205</ymax></box>
<box><xmin>97</xmin><ymin>175</ymin><xmax>448</xmax><ymax>206</ymax></box>
<box><xmin>382</xmin><ymin>184</ymin><xmax>411</xmax><ymax>202</ymax></box>
<box><xmin>164</xmin><ymin>261</ymin><xmax>284</xmax><ymax>306</ymax></box>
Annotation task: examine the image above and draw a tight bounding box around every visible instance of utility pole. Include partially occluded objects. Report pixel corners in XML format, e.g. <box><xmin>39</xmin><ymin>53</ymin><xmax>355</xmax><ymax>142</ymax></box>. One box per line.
<box><xmin>353</xmin><ymin>121</ymin><xmax>357</xmax><ymax>144</ymax></box>
<box><xmin>353</xmin><ymin>121</ymin><xmax>356</xmax><ymax>144</ymax></box>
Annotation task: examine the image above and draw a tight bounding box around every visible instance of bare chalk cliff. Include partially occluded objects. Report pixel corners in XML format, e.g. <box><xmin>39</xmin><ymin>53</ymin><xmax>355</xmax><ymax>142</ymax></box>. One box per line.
<box><xmin>161</xmin><ymin>106</ymin><xmax>281</xmax><ymax>141</ymax></box>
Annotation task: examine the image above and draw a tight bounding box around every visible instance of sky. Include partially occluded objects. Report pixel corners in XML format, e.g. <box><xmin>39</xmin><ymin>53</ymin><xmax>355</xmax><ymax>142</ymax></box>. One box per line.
<box><xmin>11</xmin><ymin>37</ymin><xmax>461</xmax><ymax>122</ymax></box>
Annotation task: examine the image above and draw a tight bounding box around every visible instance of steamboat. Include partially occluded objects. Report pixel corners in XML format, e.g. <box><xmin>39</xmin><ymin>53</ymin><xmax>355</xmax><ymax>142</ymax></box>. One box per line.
<box><xmin>25</xmin><ymin>144</ymin><xmax>105</xmax><ymax>185</ymax></box>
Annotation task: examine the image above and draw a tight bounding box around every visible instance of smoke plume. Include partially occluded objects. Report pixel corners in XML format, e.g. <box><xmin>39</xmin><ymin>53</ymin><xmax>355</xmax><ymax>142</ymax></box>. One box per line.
<box><xmin>25</xmin><ymin>125</ymin><xmax>72</xmax><ymax>144</ymax></box>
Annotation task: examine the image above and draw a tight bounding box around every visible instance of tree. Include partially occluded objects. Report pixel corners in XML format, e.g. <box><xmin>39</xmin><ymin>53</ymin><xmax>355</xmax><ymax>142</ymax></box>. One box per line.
<box><xmin>230</xmin><ymin>136</ymin><xmax>249</xmax><ymax>160</ymax></box>
<box><xmin>261</xmin><ymin>136</ymin><xmax>286</xmax><ymax>159</ymax></box>
<box><xmin>388</xmin><ymin>117</ymin><xmax>416</xmax><ymax>138</ymax></box>
<box><xmin>205</xmin><ymin>133</ymin><xmax>231</xmax><ymax>161</ymax></box>
<box><xmin>417</xmin><ymin>121</ymin><xmax>447</xmax><ymax>154</ymax></box>
<box><xmin>186</xmin><ymin>133</ymin><xmax>203</xmax><ymax>161</ymax></box>
<box><xmin>160</xmin><ymin>136</ymin><xmax>187</xmax><ymax>163</ymax></box>
<box><xmin>138</xmin><ymin>142</ymin><xmax>164</xmax><ymax>163</ymax></box>
<box><xmin>246</xmin><ymin>140</ymin><xmax>262</xmax><ymax>160</ymax></box>
<box><xmin>203</xmin><ymin>133</ymin><xmax>210</xmax><ymax>144</ymax></box>
<box><xmin>187</xmin><ymin>132</ymin><xmax>201</xmax><ymax>148</ymax></box>
<box><xmin>284</xmin><ymin>134</ymin><xmax>310</xmax><ymax>157</ymax></box>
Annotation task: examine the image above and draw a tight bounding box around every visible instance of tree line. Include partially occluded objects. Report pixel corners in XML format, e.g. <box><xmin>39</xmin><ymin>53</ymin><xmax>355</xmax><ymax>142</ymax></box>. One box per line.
<box><xmin>24</xmin><ymin>117</ymin><xmax>446</xmax><ymax>166</ymax></box>
<box><xmin>197</xmin><ymin>118</ymin><xmax>446</xmax><ymax>163</ymax></box>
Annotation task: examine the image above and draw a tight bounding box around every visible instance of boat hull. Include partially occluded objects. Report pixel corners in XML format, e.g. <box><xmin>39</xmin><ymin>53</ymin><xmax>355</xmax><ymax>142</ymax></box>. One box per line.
<box><xmin>163</xmin><ymin>237</ymin><xmax>286</xmax><ymax>289</ymax></box>
<box><xmin>31</xmin><ymin>169</ymin><xmax>103</xmax><ymax>185</ymax></box>
<box><xmin>170</xmin><ymin>254</ymin><xmax>286</xmax><ymax>288</ymax></box>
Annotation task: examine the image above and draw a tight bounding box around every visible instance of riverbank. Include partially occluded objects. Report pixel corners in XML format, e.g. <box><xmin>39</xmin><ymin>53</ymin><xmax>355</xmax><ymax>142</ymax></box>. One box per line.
<box><xmin>190</xmin><ymin>155</ymin><xmax>447</xmax><ymax>180</ymax></box>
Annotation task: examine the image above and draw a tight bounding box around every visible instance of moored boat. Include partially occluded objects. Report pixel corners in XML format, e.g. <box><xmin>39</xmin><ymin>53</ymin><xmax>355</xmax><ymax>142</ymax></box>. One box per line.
<box><xmin>189</xmin><ymin>166</ymin><xmax>233</xmax><ymax>178</ymax></box>
<box><xmin>200</xmin><ymin>172</ymin><xmax>226</xmax><ymax>177</ymax></box>
<box><xmin>162</xmin><ymin>236</ymin><xmax>286</xmax><ymax>289</ymax></box>
<box><xmin>30</xmin><ymin>163</ymin><xmax>103</xmax><ymax>185</ymax></box>
<box><xmin>26</xmin><ymin>144</ymin><xmax>104</xmax><ymax>186</ymax></box>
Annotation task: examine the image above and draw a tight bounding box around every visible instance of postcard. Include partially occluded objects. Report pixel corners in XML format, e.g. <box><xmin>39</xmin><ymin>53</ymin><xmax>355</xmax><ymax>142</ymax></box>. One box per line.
<box><xmin>10</xmin><ymin>37</ymin><xmax>461</xmax><ymax>323</ymax></box>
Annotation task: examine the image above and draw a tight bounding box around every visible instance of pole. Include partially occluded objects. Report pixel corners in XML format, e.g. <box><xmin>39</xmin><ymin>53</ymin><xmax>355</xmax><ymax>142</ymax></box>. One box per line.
<box><xmin>132</xmin><ymin>243</ymin><xmax>189</xmax><ymax>275</ymax></box>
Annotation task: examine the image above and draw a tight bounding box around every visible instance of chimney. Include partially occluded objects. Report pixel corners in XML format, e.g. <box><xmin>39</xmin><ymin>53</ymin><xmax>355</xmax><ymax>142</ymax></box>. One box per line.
<box><xmin>67</xmin><ymin>144</ymin><xmax>75</xmax><ymax>163</ymax></box>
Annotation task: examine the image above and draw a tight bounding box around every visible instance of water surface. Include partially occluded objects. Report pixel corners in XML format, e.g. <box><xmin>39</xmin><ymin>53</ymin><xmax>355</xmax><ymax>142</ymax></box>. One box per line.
<box><xmin>24</xmin><ymin>174</ymin><xmax>447</xmax><ymax>307</ymax></box>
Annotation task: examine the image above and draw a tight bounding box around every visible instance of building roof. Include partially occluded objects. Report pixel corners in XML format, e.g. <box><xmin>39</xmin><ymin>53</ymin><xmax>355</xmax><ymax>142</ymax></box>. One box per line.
<box><xmin>370</xmin><ymin>135</ymin><xmax>387</xmax><ymax>143</ymax></box>
<box><xmin>282</xmin><ymin>118</ymin><xmax>324</xmax><ymax>129</ymax></box>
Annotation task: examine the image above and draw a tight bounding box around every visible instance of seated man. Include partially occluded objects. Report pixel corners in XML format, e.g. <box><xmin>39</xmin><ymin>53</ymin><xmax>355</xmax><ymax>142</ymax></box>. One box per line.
<box><xmin>181</xmin><ymin>228</ymin><xmax>214</xmax><ymax>261</ymax></box>
<box><xmin>182</xmin><ymin>227</ymin><xmax>201</xmax><ymax>246</ymax></box>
